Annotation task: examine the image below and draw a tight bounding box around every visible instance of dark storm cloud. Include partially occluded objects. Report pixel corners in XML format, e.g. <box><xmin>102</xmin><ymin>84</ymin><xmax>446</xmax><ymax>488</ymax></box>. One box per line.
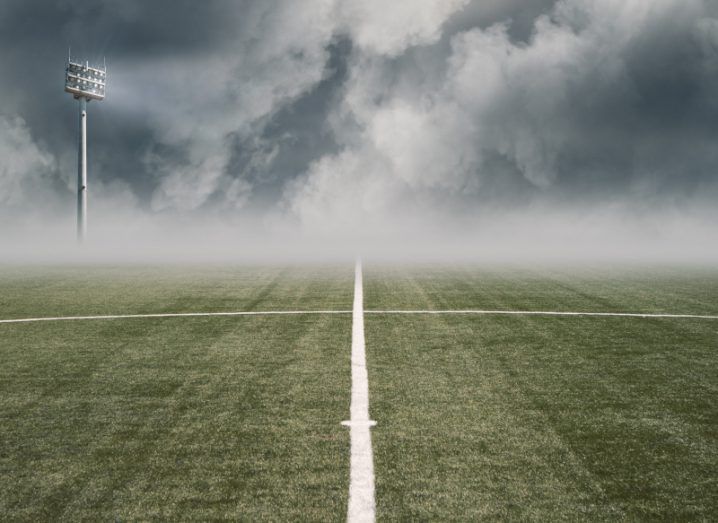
<box><xmin>0</xmin><ymin>0</ymin><xmax>344</xmax><ymax>217</ymax></box>
<box><xmin>0</xmin><ymin>0</ymin><xmax>717</xmax><ymax>246</ymax></box>
<box><xmin>287</xmin><ymin>0</ymin><xmax>718</xmax><ymax>232</ymax></box>
<box><xmin>446</xmin><ymin>0</ymin><xmax>560</xmax><ymax>42</ymax></box>
<box><xmin>0</xmin><ymin>0</ymin><xmax>247</xmax><ymax>211</ymax></box>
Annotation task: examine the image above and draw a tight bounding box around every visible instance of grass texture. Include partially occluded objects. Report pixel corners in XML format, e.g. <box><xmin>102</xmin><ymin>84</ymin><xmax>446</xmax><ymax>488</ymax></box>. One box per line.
<box><xmin>365</xmin><ymin>265</ymin><xmax>718</xmax><ymax>520</ymax></box>
<box><xmin>0</xmin><ymin>266</ymin><xmax>351</xmax><ymax>520</ymax></box>
<box><xmin>1</xmin><ymin>263</ymin><xmax>716</xmax><ymax>520</ymax></box>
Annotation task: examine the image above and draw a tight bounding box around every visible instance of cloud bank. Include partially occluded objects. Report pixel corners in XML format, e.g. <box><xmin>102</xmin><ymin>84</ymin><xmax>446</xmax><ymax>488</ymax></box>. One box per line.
<box><xmin>0</xmin><ymin>0</ymin><xmax>716</xmax><ymax>261</ymax></box>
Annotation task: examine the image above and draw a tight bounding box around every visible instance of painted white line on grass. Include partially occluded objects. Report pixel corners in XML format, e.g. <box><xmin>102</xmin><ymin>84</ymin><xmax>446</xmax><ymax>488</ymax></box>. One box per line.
<box><xmin>364</xmin><ymin>310</ymin><xmax>718</xmax><ymax>320</ymax></box>
<box><xmin>2</xmin><ymin>309</ymin><xmax>716</xmax><ymax>326</ymax></box>
<box><xmin>0</xmin><ymin>310</ymin><xmax>352</xmax><ymax>324</ymax></box>
<box><xmin>341</xmin><ymin>259</ymin><xmax>376</xmax><ymax>523</ymax></box>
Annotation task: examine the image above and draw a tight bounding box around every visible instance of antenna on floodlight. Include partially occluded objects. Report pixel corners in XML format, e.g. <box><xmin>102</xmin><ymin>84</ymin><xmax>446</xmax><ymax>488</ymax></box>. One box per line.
<box><xmin>64</xmin><ymin>53</ymin><xmax>106</xmax><ymax>243</ymax></box>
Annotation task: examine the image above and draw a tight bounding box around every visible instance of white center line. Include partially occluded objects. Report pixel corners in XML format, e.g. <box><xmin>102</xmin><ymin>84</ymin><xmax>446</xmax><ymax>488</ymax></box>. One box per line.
<box><xmin>341</xmin><ymin>259</ymin><xmax>376</xmax><ymax>523</ymax></box>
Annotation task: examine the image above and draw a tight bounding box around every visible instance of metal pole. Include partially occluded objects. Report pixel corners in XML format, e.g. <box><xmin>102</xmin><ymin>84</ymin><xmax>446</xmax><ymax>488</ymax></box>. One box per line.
<box><xmin>77</xmin><ymin>97</ymin><xmax>88</xmax><ymax>242</ymax></box>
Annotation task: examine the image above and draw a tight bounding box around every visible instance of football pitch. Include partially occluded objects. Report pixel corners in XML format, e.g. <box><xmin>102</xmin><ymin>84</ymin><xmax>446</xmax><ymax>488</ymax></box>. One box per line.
<box><xmin>1</xmin><ymin>263</ymin><xmax>717</xmax><ymax>520</ymax></box>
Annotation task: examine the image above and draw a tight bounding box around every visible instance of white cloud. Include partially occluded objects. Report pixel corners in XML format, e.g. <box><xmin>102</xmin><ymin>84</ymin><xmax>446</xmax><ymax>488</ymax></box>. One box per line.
<box><xmin>285</xmin><ymin>0</ymin><xmax>717</xmax><ymax>234</ymax></box>
<box><xmin>368</xmin><ymin>99</ymin><xmax>479</xmax><ymax>190</ymax></box>
<box><xmin>109</xmin><ymin>0</ymin><xmax>340</xmax><ymax>213</ymax></box>
<box><xmin>0</xmin><ymin>115</ymin><xmax>55</xmax><ymax>208</ymax></box>
<box><xmin>114</xmin><ymin>0</ymin><xmax>471</xmax><ymax>214</ymax></box>
<box><xmin>337</xmin><ymin>0</ymin><xmax>470</xmax><ymax>56</ymax></box>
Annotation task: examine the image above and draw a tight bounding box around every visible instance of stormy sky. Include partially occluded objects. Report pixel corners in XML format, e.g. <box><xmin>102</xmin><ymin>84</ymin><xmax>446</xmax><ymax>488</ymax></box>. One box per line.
<box><xmin>1</xmin><ymin>0</ymin><xmax>717</xmax><ymax>261</ymax></box>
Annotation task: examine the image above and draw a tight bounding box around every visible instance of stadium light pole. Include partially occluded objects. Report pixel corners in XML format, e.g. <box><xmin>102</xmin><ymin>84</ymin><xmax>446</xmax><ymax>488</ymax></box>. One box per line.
<box><xmin>65</xmin><ymin>52</ymin><xmax>106</xmax><ymax>242</ymax></box>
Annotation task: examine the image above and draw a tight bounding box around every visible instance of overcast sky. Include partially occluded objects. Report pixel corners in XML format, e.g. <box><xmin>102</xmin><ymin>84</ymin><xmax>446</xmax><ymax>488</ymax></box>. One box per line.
<box><xmin>1</xmin><ymin>0</ymin><xmax>717</xmax><ymax>260</ymax></box>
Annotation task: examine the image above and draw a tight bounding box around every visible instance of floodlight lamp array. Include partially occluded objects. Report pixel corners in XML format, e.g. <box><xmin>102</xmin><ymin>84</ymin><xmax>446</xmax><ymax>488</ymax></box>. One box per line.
<box><xmin>65</xmin><ymin>60</ymin><xmax>106</xmax><ymax>101</ymax></box>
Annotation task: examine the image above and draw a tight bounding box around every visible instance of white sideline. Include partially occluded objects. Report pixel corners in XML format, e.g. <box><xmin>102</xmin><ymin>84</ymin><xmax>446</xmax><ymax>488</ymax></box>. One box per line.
<box><xmin>364</xmin><ymin>310</ymin><xmax>718</xmax><ymax>319</ymax></box>
<box><xmin>341</xmin><ymin>259</ymin><xmax>376</xmax><ymax>523</ymax></box>
<box><xmin>0</xmin><ymin>310</ymin><xmax>352</xmax><ymax>324</ymax></box>
<box><xmin>1</xmin><ymin>309</ymin><xmax>717</xmax><ymax>325</ymax></box>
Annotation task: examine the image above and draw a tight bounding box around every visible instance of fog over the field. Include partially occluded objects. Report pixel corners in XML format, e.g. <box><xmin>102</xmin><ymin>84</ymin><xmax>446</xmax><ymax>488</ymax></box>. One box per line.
<box><xmin>1</xmin><ymin>0</ymin><xmax>717</xmax><ymax>262</ymax></box>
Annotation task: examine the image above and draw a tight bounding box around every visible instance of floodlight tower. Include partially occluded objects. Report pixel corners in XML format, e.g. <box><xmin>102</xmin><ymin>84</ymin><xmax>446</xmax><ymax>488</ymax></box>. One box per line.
<box><xmin>64</xmin><ymin>53</ymin><xmax>106</xmax><ymax>242</ymax></box>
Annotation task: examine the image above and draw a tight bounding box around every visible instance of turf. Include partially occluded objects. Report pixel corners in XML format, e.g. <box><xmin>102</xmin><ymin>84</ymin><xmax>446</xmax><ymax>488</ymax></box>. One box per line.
<box><xmin>364</xmin><ymin>264</ymin><xmax>718</xmax><ymax>315</ymax></box>
<box><xmin>1</xmin><ymin>263</ymin><xmax>717</xmax><ymax>521</ymax></box>
<box><xmin>364</xmin><ymin>265</ymin><xmax>718</xmax><ymax>520</ymax></box>
<box><xmin>0</xmin><ymin>267</ymin><xmax>352</xmax><ymax>520</ymax></box>
<box><xmin>0</xmin><ymin>265</ymin><xmax>353</xmax><ymax>319</ymax></box>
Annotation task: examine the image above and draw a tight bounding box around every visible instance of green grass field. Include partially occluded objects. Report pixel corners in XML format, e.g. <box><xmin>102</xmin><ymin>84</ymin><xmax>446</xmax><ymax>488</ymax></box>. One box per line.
<box><xmin>1</xmin><ymin>264</ymin><xmax>717</xmax><ymax>520</ymax></box>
